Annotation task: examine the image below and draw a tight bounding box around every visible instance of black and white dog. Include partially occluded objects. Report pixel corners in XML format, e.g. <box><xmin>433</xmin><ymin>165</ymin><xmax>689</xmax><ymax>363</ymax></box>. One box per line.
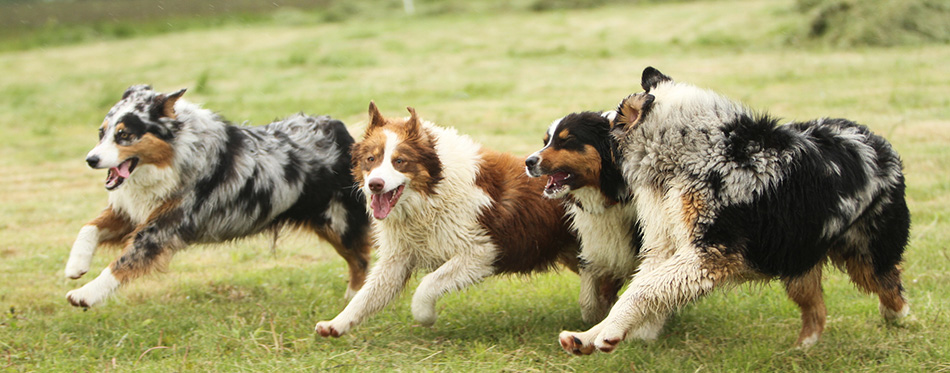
<box><xmin>524</xmin><ymin>112</ymin><xmax>645</xmax><ymax>327</ymax></box>
<box><xmin>64</xmin><ymin>85</ymin><xmax>372</xmax><ymax>307</ymax></box>
<box><xmin>558</xmin><ymin>67</ymin><xmax>911</xmax><ymax>354</ymax></box>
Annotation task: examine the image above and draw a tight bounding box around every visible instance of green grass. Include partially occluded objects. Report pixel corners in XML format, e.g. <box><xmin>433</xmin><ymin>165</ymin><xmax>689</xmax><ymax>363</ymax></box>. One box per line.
<box><xmin>2</xmin><ymin>0</ymin><xmax>950</xmax><ymax>371</ymax></box>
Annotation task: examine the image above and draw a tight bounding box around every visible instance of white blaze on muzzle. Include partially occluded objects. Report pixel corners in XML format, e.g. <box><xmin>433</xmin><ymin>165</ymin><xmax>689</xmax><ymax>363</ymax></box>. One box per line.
<box><xmin>365</xmin><ymin>130</ymin><xmax>410</xmax><ymax>220</ymax></box>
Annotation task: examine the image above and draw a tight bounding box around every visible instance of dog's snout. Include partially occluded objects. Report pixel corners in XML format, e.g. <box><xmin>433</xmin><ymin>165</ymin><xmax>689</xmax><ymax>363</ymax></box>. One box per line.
<box><xmin>525</xmin><ymin>156</ymin><xmax>539</xmax><ymax>170</ymax></box>
<box><xmin>368</xmin><ymin>178</ymin><xmax>385</xmax><ymax>193</ymax></box>
<box><xmin>86</xmin><ymin>155</ymin><xmax>100</xmax><ymax>168</ymax></box>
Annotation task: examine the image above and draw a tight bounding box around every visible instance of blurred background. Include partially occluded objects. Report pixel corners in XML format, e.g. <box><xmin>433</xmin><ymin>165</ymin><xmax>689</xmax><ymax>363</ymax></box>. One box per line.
<box><xmin>1</xmin><ymin>0</ymin><xmax>948</xmax><ymax>371</ymax></box>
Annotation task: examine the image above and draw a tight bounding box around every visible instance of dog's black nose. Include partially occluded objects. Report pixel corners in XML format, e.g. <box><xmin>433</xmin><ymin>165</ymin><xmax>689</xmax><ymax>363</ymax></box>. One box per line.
<box><xmin>525</xmin><ymin>156</ymin><xmax>539</xmax><ymax>169</ymax></box>
<box><xmin>86</xmin><ymin>155</ymin><xmax>100</xmax><ymax>168</ymax></box>
<box><xmin>368</xmin><ymin>178</ymin><xmax>384</xmax><ymax>193</ymax></box>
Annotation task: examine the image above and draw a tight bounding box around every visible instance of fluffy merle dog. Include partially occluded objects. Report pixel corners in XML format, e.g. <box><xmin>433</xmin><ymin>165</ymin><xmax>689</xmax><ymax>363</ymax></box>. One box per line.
<box><xmin>558</xmin><ymin>67</ymin><xmax>910</xmax><ymax>354</ymax></box>
<box><xmin>64</xmin><ymin>85</ymin><xmax>371</xmax><ymax>308</ymax></box>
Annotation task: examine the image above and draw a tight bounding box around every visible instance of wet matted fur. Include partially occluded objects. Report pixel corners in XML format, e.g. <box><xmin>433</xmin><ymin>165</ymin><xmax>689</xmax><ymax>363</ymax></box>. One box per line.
<box><xmin>559</xmin><ymin>67</ymin><xmax>910</xmax><ymax>355</ymax></box>
<box><xmin>315</xmin><ymin>103</ymin><xmax>579</xmax><ymax>338</ymax></box>
<box><xmin>64</xmin><ymin>85</ymin><xmax>371</xmax><ymax>308</ymax></box>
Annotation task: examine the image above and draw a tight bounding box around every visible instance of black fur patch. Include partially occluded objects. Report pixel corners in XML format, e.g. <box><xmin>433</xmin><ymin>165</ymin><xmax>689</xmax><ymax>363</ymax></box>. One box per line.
<box><xmin>555</xmin><ymin>112</ymin><xmax>628</xmax><ymax>203</ymax></box>
<box><xmin>700</xmin><ymin>116</ymin><xmax>908</xmax><ymax>278</ymax></box>
<box><xmin>641</xmin><ymin>67</ymin><xmax>673</xmax><ymax>92</ymax></box>
<box><xmin>193</xmin><ymin>126</ymin><xmax>245</xmax><ymax>211</ymax></box>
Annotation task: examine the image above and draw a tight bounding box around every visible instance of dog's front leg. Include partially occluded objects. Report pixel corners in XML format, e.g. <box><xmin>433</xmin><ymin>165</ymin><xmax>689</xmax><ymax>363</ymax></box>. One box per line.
<box><xmin>578</xmin><ymin>263</ymin><xmax>627</xmax><ymax>324</ymax></box>
<box><xmin>560</xmin><ymin>246</ymin><xmax>721</xmax><ymax>355</ymax></box>
<box><xmin>66</xmin><ymin>203</ymin><xmax>184</xmax><ymax>308</ymax></box>
<box><xmin>64</xmin><ymin>207</ymin><xmax>133</xmax><ymax>279</ymax></box>
<box><xmin>578</xmin><ymin>266</ymin><xmax>607</xmax><ymax>324</ymax></box>
<box><xmin>316</xmin><ymin>253</ymin><xmax>413</xmax><ymax>337</ymax></box>
<box><xmin>410</xmin><ymin>245</ymin><xmax>496</xmax><ymax>327</ymax></box>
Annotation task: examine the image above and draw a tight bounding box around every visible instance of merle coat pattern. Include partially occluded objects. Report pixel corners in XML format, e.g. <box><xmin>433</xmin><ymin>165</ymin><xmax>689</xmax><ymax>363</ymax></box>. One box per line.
<box><xmin>64</xmin><ymin>85</ymin><xmax>371</xmax><ymax>307</ymax></box>
<box><xmin>558</xmin><ymin>67</ymin><xmax>910</xmax><ymax>355</ymax></box>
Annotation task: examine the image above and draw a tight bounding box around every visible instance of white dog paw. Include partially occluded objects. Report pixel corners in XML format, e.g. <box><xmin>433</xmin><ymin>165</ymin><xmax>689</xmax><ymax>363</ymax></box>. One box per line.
<box><xmin>65</xmin><ymin>226</ymin><xmax>98</xmax><ymax>279</ymax></box>
<box><xmin>66</xmin><ymin>287</ymin><xmax>104</xmax><ymax>308</ymax></box>
<box><xmin>64</xmin><ymin>261</ymin><xmax>89</xmax><ymax>280</ymax></box>
<box><xmin>412</xmin><ymin>306</ymin><xmax>437</xmax><ymax>327</ymax></box>
<box><xmin>593</xmin><ymin>328</ymin><xmax>626</xmax><ymax>353</ymax></box>
<box><xmin>558</xmin><ymin>330</ymin><xmax>598</xmax><ymax>355</ymax></box>
<box><xmin>65</xmin><ymin>267</ymin><xmax>119</xmax><ymax>308</ymax></box>
<box><xmin>315</xmin><ymin>320</ymin><xmax>350</xmax><ymax>338</ymax></box>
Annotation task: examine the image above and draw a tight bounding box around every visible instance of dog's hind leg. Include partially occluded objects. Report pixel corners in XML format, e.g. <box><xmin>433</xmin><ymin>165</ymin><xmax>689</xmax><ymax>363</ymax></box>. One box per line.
<box><xmin>838</xmin><ymin>253</ymin><xmax>909</xmax><ymax>322</ymax></box>
<box><xmin>410</xmin><ymin>245</ymin><xmax>497</xmax><ymax>327</ymax></box>
<box><xmin>312</xmin><ymin>199</ymin><xmax>373</xmax><ymax>300</ymax></box>
<box><xmin>66</xmin><ymin>202</ymin><xmax>184</xmax><ymax>308</ymax></box>
<box><xmin>336</xmin><ymin>239</ymin><xmax>371</xmax><ymax>301</ymax></box>
<box><xmin>783</xmin><ymin>264</ymin><xmax>827</xmax><ymax>348</ymax></box>
<box><xmin>833</xmin><ymin>195</ymin><xmax>910</xmax><ymax>323</ymax></box>
<box><xmin>64</xmin><ymin>207</ymin><xmax>133</xmax><ymax>279</ymax></box>
<box><xmin>314</xmin><ymin>224</ymin><xmax>372</xmax><ymax>301</ymax></box>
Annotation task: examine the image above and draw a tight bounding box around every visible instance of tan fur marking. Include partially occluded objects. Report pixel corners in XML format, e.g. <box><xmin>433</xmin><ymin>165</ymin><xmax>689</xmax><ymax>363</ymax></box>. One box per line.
<box><xmin>538</xmin><ymin>144</ymin><xmax>602</xmax><ymax>191</ymax></box>
<box><xmin>841</xmin><ymin>256</ymin><xmax>907</xmax><ymax>315</ymax></box>
<box><xmin>313</xmin><ymin>224</ymin><xmax>371</xmax><ymax>293</ymax></box>
<box><xmin>784</xmin><ymin>264</ymin><xmax>826</xmax><ymax>346</ymax></box>
<box><xmin>162</xmin><ymin>90</ymin><xmax>184</xmax><ymax>119</ymax></box>
<box><xmin>616</xmin><ymin>93</ymin><xmax>652</xmax><ymax>130</ymax></box>
<box><xmin>90</xmin><ymin>207</ymin><xmax>134</xmax><ymax>246</ymax></box>
<box><xmin>118</xmin><ymin>133</ymin><xmax>174</xmax><ymax>168</ymax></box>
<box><xmin>681</xmin><ymin>191</ymin><xmax>705</xmax><ymax>227</ymax></box>
<box><xmin>557</xmin><ymin>129</ymin><xmax>570</xmax><ymax>140</ymax></box>
<box><xmin>109</xmin><ymin>199</ymin><xmax>182</xmax><ymax>283</ymax></box>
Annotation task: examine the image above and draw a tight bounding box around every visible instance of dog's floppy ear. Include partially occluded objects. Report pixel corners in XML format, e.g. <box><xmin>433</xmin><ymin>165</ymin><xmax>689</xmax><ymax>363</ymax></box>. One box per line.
<box><xmin>161</xmin><ymin>88</ymin><xmax>186</xmax><ymax>119</ymax></box>
<box><xmin>641</xmin><ymin>66</ymin><xmax>672</xmax><ymax>92</ymax></box>
<box><xmin>367</xmin><ymin>101</ymin><xmax>386</xmax><ymax>131</ymax></box>
<box><xmin>405</xmin><ymin>106</ymin><xmax>421</xmax><ymax>134</ymax></box>
<box><xmin>612</xmin><ymin>93</ymin><xmax>655</xmax><ymax>134</ymax></box>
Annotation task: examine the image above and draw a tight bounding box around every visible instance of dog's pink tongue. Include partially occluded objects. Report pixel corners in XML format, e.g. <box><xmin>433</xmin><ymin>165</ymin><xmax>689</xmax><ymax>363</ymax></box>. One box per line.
<box><xmin>547</xmin><ymin>172</ymin><xmax>569</xmax><ymax>189</ymax></box>
<box><xmin>115</xmin><ymin>159</ymin><xmax>134</xmax><ymax>178</ymax></box>
<box><xmin>370</xmin><ymin>191</ymin><xmax>394</xmax><ymax>220</ymax></box>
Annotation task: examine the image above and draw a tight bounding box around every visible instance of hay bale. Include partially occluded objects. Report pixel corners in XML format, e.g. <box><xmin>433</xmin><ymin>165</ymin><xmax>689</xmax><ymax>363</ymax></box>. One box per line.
<box><xmin>798</xmin><ymin>0</ymin><xmax>950</xmax><ymax>47</ymax></box>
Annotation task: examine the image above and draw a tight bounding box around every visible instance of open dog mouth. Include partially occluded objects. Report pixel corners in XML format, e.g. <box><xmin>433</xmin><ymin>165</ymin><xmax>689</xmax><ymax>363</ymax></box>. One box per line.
<box><xmin>369</xmin><ymin>184</ymin><xmax>405</xmax><ymax>220</ymax></box>
<box><xmin>105</xmin><ymin>158</ymin><xmax>138</xmax><ymax>190</ymax></box>
<box><xmin>544</xmin><ymin>171</ymin><xmax>571</xmax><ymax>195</ymax></box>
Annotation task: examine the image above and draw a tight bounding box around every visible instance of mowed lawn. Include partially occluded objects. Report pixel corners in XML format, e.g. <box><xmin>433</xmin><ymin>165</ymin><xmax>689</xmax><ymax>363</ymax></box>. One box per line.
<box><xmin>1</xmin><ymin>0</ymin><xmax>949</xmax><ymax>371</ymax></box>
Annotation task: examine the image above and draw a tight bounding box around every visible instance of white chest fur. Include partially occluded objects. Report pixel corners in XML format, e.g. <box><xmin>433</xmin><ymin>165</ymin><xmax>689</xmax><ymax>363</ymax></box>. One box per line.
<box><xmin>568</xmin><ymin>188</ymin><xmax>641</xmax><ymax>277</ymax></box>
<box><xmin>108</xmin><ymin>164</ymin><xmax>180</xmax><ymax>224</ymax></box>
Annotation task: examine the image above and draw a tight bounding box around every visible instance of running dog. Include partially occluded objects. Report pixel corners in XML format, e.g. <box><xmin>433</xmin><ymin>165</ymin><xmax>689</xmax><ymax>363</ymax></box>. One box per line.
<box><xmin>524</xmin><ymin>112</ymin><xmax>645</xmax><ymax>327</ymax></box>
<box><xmin>559</xmin><ymin>67</ymin><xmax>910</xmax><ymax>354</ymax></box>
<box><xmin>64</xmin><ymin>85</ymin><xmax>372</xmax><ymax>307</ymax></box>
<box><xmin>315</xmin><ymin>102</ymin><xmax>579</xmax><ymax>337</ymax></box>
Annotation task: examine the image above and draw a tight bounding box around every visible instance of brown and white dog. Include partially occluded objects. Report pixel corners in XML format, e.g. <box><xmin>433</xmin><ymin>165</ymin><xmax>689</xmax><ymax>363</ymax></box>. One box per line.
<box><xmin>557</xmin><ymin>67</ymin><xmax>911</xmax><ymax>354</ymax></box>
<box><xmin>64</xmin><ymin>85</ymin><xmax>372</xmax><ymax>307</ymax></box>
<box><xmin>315</xmin><ymin>103</ymin><xmax>579</xmax><ymax>337</ymax></box>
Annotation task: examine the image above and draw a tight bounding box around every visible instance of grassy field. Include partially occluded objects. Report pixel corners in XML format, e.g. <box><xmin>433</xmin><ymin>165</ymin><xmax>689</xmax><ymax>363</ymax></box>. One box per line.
<box><xmin>2</xmin><ymin>0</ymin><xmax>949</xmax><ymax>371</ymax></box>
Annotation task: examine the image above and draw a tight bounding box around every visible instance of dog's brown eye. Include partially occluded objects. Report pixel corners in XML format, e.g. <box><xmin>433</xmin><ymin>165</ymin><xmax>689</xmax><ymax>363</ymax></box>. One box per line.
<box><xmin>394</xmin><ymin>158</ymin><xmax>404</xmax><ymax>165</ymax></box>
<box><xmin>116</xmin><ymin>129</ymin><xmax>131</xmax><ymax>141</ymax></box>
<box><xmin>367</xmin><ymin>156</ymin><xmax>375</xmax><ymax>162</ymax></box>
